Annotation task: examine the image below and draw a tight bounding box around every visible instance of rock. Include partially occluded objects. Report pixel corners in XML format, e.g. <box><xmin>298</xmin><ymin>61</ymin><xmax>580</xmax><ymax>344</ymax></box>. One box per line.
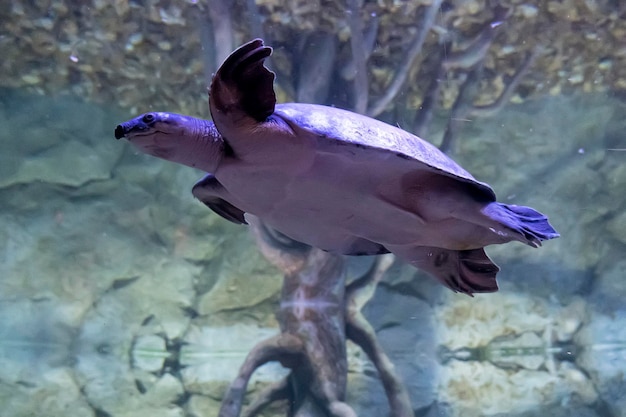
<box><xmin>0</xmin><ymin>368</ymin><xmax>94</xmax><ymax>417</ymax></box>
<box><xmin>486</xmin><ymin>331</ymin><xmax>548</xmax><ymax>371</ymax></box>
<box><xmin>0</xmin><ymin>139</ymin><xmax>117</xmax><ymax>187</ymax></box>
<box><xmin>493</xmin><ymin>259</ymin><xmax>593</xmax><ymax>301</ymax></box>
<box><xmin>0</xmin><ymin>299</ymin><xmax>74</xmax><ymax>384</ymax></box>
<box><xmin>187</xmin><ymin>395</ymin><xmax>223</xmax><ymax>417</ymax></box>
<box><xmin>348</xmin><ymin>286</ymin><xmax>437</xmax><ymax>414</ymax></box>
<box><xmin>132</xmin><ymin>334</ymin><xmax>168</xmax><ymax>373</ymax></box>
<box><xmin>553</xmin><ymin>297</ymin><xmax>586</xmax><ymax>342</ymax></box>
<box><xmin>72</xmin><ymin>258</ymin><xmax>196</xmax><ymax>416</ymax></box>
<box><xmin>434</xmin><ymin>291</ymin><xmax>551</xmax><ymax>350</ymax></box>
<box><xmin>498</xmin><ymin>401</ymin><xmax>599</xmax><ymax>417</ymax></box>
<box><xmin>197</xmin><ymin>231</ymin><xmax>282</xmax><ymax>315</ymax></box>
<box><xmin>589</xmin><ymin>260</ymin><xmax>626</xmax><ymax>315</ymax></box>
<box><xmin>0</xmin><ymin>199</ymin><xmax>191</xmax><ymax>322</ymax></box>
<box><xmin>0</xmin><ymin>90</ymin><xmax>125</xmax><ymax>188</ymax></box>
<box><xmin>606</xmin><ymin>210</ymin><xmax>626</xmax><ymax>244</ymax></box>
<box><xmin>575</xmin><ymin>309</ymin><xmax>626</xmax><ymax>417</ymax></box>
<box><xmin>439</xmin><ymin>361</ymin><xmax>560</xmax><ymax>416</ymax></box>
<box><xmin>180</xmin><ymin>323</ymin><xmax>288</xmax><ymax>397</ymax></box>
<box><xmin>0</xmin><ymin>300</ymin><xmax>90</xmax><ymax>417</ymax></box>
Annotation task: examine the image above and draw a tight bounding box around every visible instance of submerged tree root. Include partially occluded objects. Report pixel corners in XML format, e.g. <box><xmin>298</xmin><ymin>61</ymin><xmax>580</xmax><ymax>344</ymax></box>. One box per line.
<box><xmin>217</xmin><ymin>219</ymin><xmax>414</xmax><ymax>417</ymax></box>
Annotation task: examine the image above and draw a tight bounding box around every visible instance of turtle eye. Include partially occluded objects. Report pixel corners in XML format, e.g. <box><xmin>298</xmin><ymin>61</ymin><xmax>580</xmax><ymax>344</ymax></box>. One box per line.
<box><xmin>142</xmin><ymin>113</ymin><xmax>155</xmax><ymax>124</ymax></box>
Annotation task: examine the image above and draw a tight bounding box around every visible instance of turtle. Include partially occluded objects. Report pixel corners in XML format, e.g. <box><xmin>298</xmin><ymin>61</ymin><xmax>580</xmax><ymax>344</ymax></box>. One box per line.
<box><xmin>114</xmin><ymin>39</ymin><xmax>559</xmax><ymax>295</ymax></box>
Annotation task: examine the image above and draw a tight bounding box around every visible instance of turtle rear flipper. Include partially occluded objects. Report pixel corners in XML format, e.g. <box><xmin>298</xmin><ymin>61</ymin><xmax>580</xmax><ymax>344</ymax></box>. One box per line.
<box><xmin>392</xmin><ymin>246</ymin><xmax>500</xmax><ymax>295</ymax></box>
<box><xmin>210</xmin><ymin>38</ymin><xmax>276</xmax><ymax>123</ymax></box>
<box><xmin>483</xmin><ymin>202</ymin><xmax>560</xmax><ymax>248</ymax></box>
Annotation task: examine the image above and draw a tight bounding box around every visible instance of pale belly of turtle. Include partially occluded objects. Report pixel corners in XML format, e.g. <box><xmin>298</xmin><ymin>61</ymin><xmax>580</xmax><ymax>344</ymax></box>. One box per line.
<box><xmin>215</xmin><ymin>147</ymin><xmax>497</xmax><ymax>254</ymax></box>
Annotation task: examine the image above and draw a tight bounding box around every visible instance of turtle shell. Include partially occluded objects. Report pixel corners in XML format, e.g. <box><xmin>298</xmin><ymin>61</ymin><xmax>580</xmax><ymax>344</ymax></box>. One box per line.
<box><xmin>273</xmin><ymin>102</ymin><xmax>496</xmax><ymax>201</ymax></box>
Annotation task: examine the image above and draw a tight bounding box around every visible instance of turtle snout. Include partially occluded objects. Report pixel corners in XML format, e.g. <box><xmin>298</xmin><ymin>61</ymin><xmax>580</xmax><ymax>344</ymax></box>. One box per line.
<box><xmin>114</xmin><ymin>124</ymin><xmax>126</xmax><ymax>140</ymax></box>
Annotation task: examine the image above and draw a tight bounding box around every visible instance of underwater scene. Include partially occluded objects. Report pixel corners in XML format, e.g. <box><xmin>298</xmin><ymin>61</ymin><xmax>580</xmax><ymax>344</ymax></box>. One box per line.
<box><xmin>1</xmin><ymin>1</ymin><xmax>625</xmax><ymax>416</ymax></box>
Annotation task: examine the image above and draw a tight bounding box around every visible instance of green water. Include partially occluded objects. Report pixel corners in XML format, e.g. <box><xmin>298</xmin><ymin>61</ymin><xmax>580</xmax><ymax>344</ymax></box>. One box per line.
<box><xmin>1</xmin><ymin>1</ymin><xmax>625</xmax><ymax>416</ymax></box>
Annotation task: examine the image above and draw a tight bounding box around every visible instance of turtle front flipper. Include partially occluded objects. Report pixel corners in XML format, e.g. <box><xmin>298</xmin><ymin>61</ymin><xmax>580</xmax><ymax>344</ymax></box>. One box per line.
<box><xmin>390</xmin><ymin>245</ymin><xmax>500</xmax><ymax>295</ymax></box>
<box><xmin>210</xmin><ymin>38</ymin><xmax>276</xmax><ymax>125</ymax></box>
<box><xmin>192</xmin><ymin>174</ymin><xmax>247</xmax><ymax>225</ymax></box>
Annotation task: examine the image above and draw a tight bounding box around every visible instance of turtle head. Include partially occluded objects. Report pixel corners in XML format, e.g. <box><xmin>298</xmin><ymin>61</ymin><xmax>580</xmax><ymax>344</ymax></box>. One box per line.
<box><xmin>115</xmin><ymin>112</ymin><xmax>224</xmax><ymax>172</ymax></box>
<box><xmin>115</xmin><ymin>112</ymin><xmax>194</xmax><ymax>142</ymax></box>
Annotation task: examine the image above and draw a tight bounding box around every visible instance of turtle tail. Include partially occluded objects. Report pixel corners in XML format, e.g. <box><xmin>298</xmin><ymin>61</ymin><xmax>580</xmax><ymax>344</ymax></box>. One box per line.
<box><xmin>483</xmin><ymin>203</ymin><xmax>560</xmax><ymax>247</ymax></box>
<box><xmin>210</xmin><ymin>38</ymin><xmax>276</xmax><ymax>122</ymax></box>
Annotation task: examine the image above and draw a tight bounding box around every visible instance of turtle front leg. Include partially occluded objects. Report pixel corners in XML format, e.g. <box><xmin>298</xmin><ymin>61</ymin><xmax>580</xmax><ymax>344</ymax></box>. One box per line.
<box><xmin>345</xmin><ymin>255</ymin><xmax>415</xmax><ymax>417</ymax></box>
<box><xmin>218</xmin><ymin>333</ymin><xmax>304</xmax><ymax>417</ymax></box>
